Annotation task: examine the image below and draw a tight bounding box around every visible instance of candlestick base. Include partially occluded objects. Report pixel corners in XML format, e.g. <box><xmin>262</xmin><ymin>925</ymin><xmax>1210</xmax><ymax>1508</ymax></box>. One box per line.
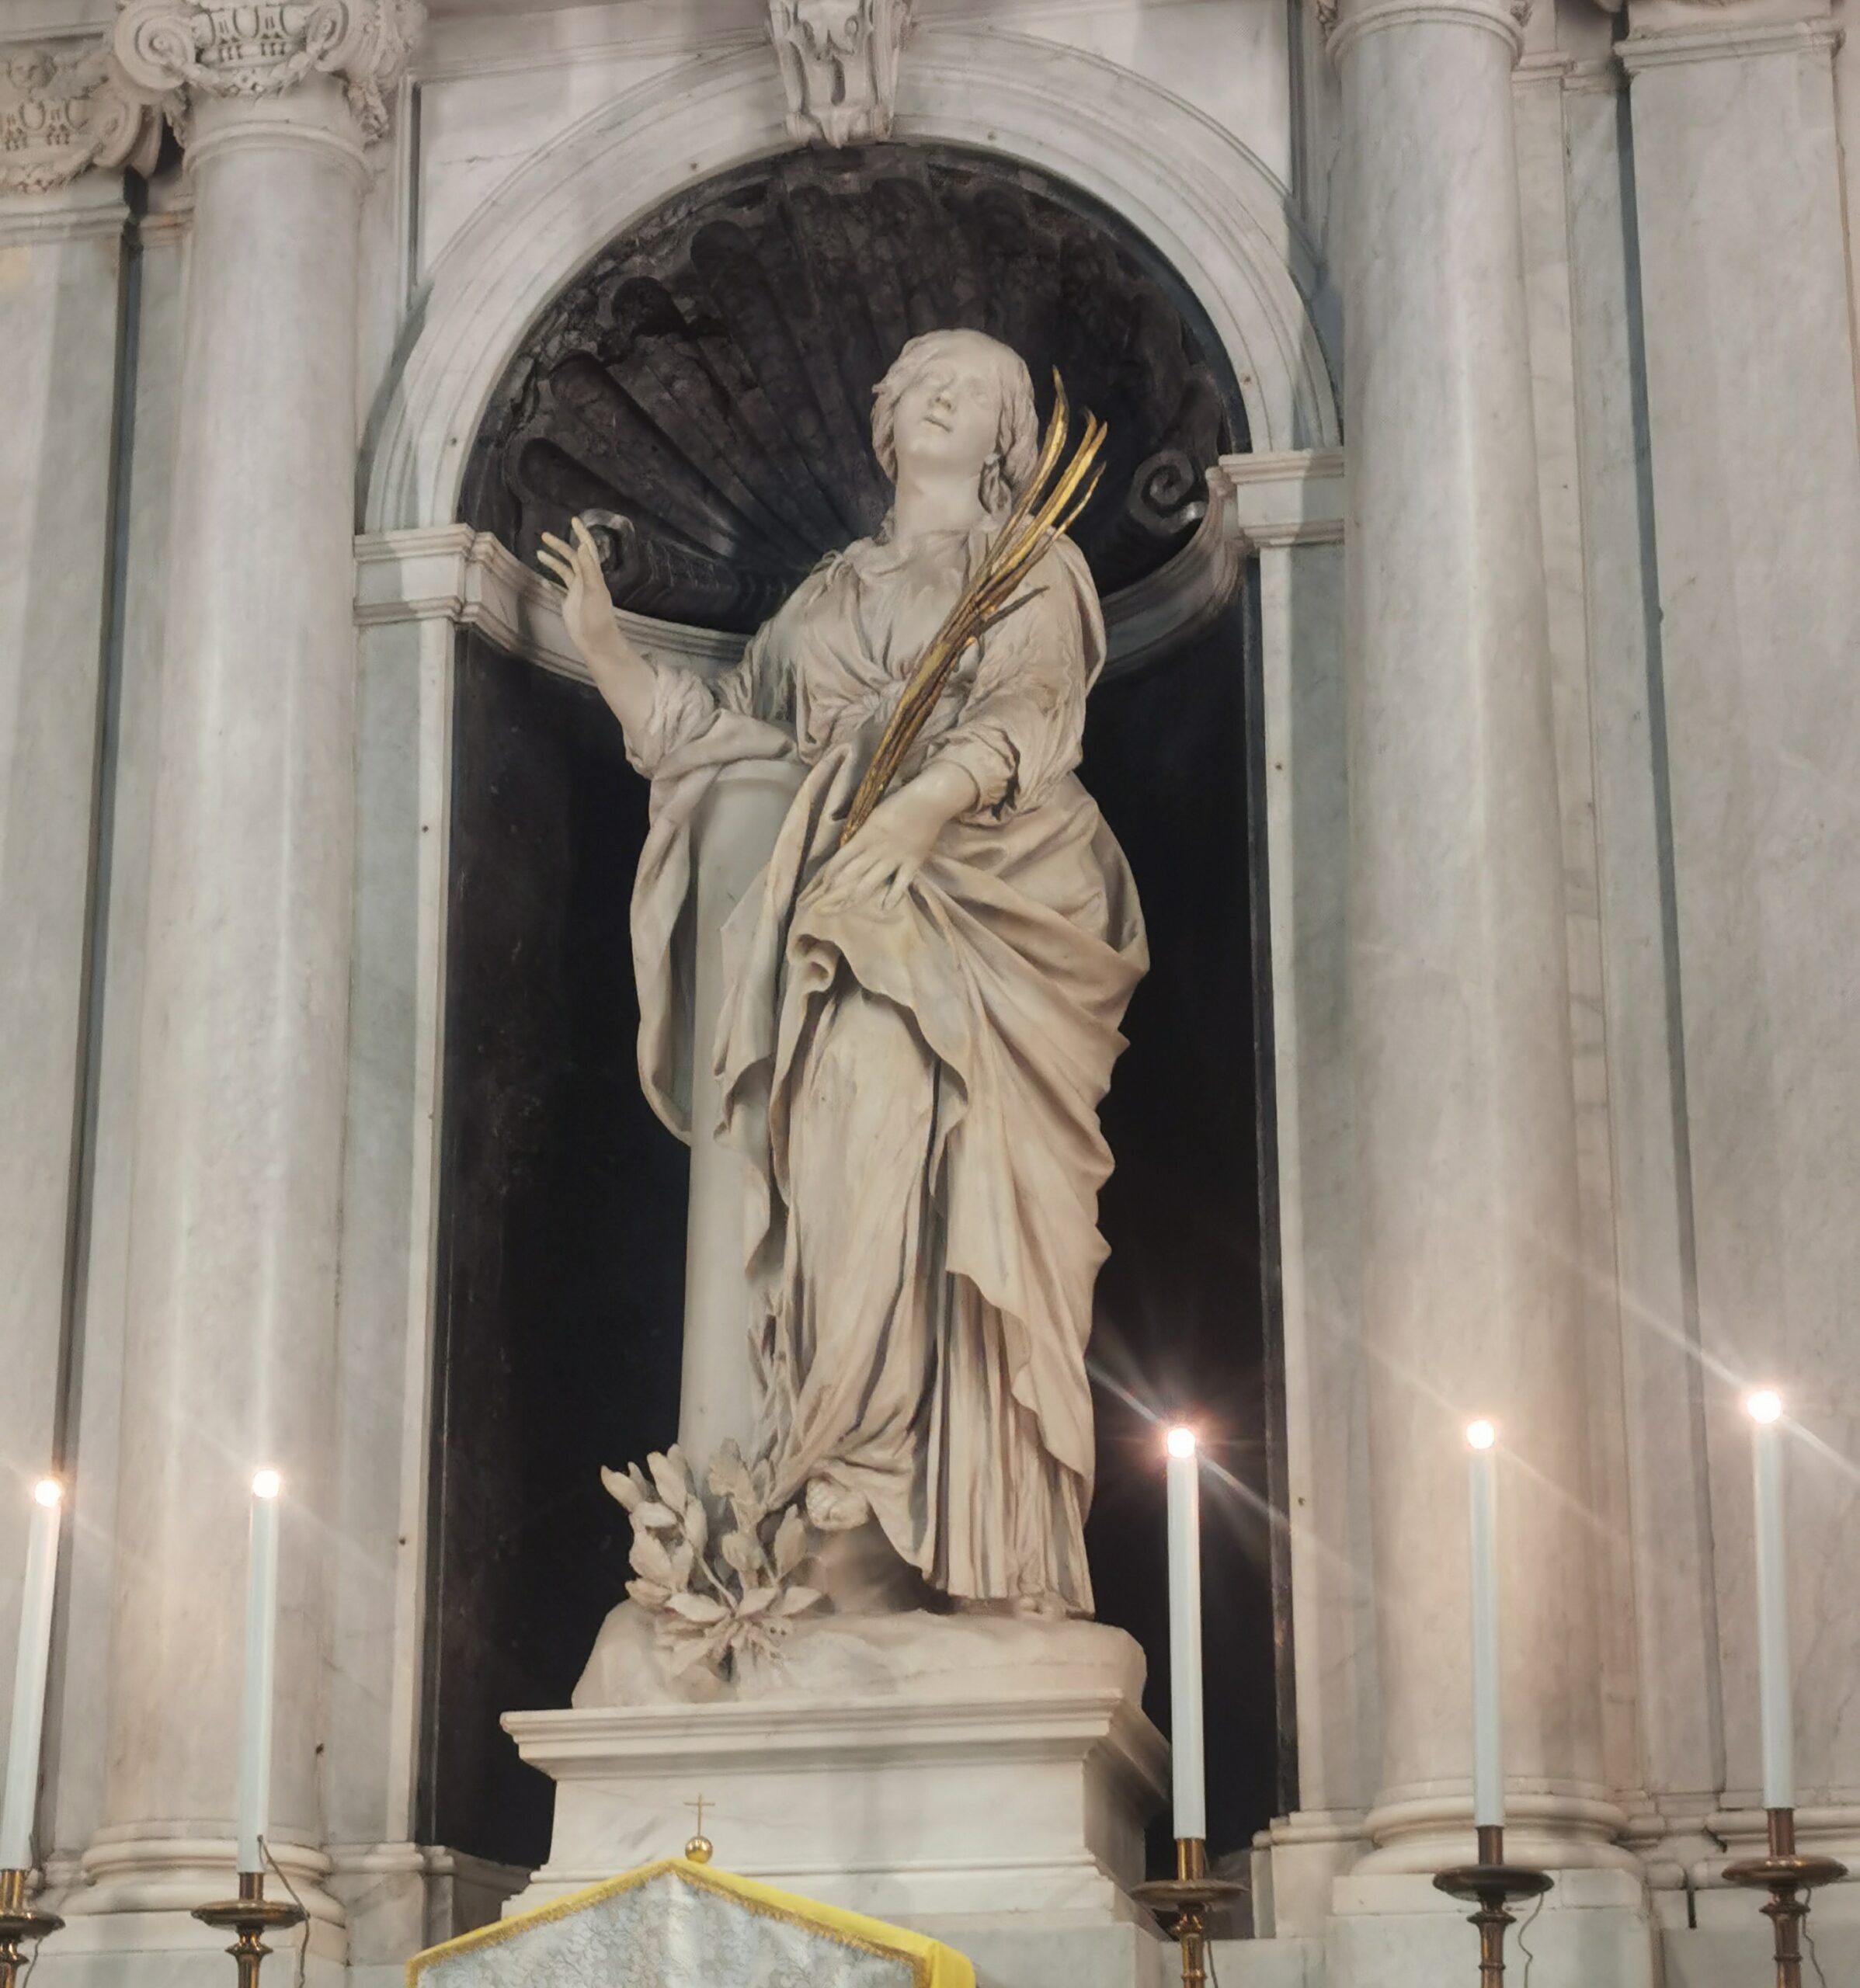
<box><xmin>1432</xmin><ymin>1826</ymin><xmax>1553</xmax><ymax>1986</ymax></box>
<box><xmin>193</xmin><ymin>1870</ymin><xmax>307</xmax><ymax>1988</ymax></box>
<box><xmin>1723</xmin><ymin>1806</ymin><xmax>1847</xmax><ymax>1988</ymax></box>
<box><xmin>1131</xmin><ymin>1838</ymin><xmax>1246</xmax><ymax>1988</ymax></box>
<box><xmin>0</xmin><ymin>1867</ymin><xmax>62</xmax><ymax>1988</ymax></box>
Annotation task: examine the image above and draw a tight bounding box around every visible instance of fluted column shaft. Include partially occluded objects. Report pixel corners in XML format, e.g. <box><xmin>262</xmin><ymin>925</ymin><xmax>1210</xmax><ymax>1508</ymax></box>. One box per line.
<box><xmin>78</xmin><ymin>76</ymin><xmax>367</xmax><ymax>1917</ymax></box>
<box><xmin>1333</xmin><ymin>0</ymin><xmax>1609</xmax><ymax>1864</ymax></box>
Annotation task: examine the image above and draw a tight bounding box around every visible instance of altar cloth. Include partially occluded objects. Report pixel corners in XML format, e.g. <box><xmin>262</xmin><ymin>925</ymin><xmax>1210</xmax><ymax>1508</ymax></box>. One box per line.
<box><xmin>408</xmin><ymin>1856</ymin><xmax>975</xmax><ymax>1988</ymax></box>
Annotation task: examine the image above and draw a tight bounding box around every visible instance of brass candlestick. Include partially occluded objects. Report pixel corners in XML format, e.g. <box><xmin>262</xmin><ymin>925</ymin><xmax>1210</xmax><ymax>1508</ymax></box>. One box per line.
<box><xmin>1132</xmin><ymin>1837</ymin><xmax>1246</xmax><ymax>1988</ymax></box>
<box><xmin>0</xmin><ymin>1867</ymin><xmax>61</xmax><ymax>1988</ymax></box>
<box><xmin>1724</xmin><ymin>1806</ymin><xmax>1847</xmax><ymax>1988</ymax></box>
<box><xmin>193</xmin><ymin>1870</ymin><xmax>306</xmax><ymax>1988</ymax></box>
<box><xmin>1434</xmin><ymin>1824</ymin><xmax>1553</xmax><ymax>1985</ymax></box>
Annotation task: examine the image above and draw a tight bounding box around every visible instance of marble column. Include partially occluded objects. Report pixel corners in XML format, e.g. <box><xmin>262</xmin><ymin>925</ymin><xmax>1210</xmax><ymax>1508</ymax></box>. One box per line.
<box><xmin>1619</xmin><ymin>0</ymin><xmax>1860</xmax><ymax>1875</ymax></box>
<box><xmin>0</xmin><ymin>41</ymin><xmax>158</xmax><ymax>1872</ymax></box>
<box><xmin>1328</xmin><ymin>0</ymin><xmax>1614</xmax><ymax>1871</ymax></box>
<box><xmin>57</xmin><ymin>0</ymin><xmax>419</xmax><ymax>1941</ymax></box>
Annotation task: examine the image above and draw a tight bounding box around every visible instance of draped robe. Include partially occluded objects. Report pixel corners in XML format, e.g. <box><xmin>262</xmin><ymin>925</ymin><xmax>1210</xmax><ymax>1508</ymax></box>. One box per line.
<box><xmin>622</xmin><ymin>523</ymin><xmax>1146</xmax><ymax>1613</ymax></box>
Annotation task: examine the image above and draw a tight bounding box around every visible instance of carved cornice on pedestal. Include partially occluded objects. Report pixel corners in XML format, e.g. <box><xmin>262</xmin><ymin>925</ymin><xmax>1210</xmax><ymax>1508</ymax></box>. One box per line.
<box><xmin>768</xmin><ymin>0</ymin><xmax>910</xmax><ymax>145</ymax></box>
<box><xmin>0</xmin><ymin>41</ymin><xmax>162</xmax><ymax>195</ymax></box>
<box><xmin>113</xmin><ymin>0</ymin><xmax>425</xmax><ymax>144</ymax></box>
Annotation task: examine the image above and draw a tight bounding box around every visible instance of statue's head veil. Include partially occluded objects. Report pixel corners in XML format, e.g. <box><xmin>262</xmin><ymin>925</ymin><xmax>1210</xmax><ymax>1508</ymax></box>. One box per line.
<box><xmin>871</xmin><ymin>329</ymin><xmax>1041</xmax><ymax>522</ymax></box>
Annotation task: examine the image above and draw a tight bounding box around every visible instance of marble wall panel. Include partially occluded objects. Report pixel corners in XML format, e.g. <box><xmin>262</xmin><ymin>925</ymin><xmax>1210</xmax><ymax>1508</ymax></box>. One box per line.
<box><xmin>1513</xmin><ymin>54</ymin><xmax>1643</xmax><ymax>1808</ymax></box>
<box><xmin>1561</xmin><ymin>75</ymin><xmax>1723</xmax><ymax>1840</ymax></box>
<box><xmin>1625</xmin><ymin>18</ymin><xmax>1860</xmax><ymax>1809</ymax></box>
<box><xmin>45</xmin><ymin>189</ymin><xmax>189</xmax><ymax>1880</ymax></box>
<box><xmin>0</xmin><ymin>176</ymin><xmax>128</xmax><ymax>1828</ymax></box>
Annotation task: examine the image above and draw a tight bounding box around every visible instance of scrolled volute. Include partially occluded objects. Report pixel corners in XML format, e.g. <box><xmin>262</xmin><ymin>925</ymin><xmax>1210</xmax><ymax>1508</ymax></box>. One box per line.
<box><xmin>113</xmin><ymin>0</ymin><xmax>423</xmax><ymax>144</ymax></box>
<box><xmin>0</xmin><ymin>40</ymin><xmax>163</xmax><ymax>194</ymax></box>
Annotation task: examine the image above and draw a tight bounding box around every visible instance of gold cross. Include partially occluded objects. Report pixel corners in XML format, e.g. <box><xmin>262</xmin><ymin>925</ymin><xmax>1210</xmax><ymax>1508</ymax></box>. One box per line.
<box><xmin>683</xmin><ymin>1793</ymin><xmax>714</xmax><ymax>1864</ymax></box>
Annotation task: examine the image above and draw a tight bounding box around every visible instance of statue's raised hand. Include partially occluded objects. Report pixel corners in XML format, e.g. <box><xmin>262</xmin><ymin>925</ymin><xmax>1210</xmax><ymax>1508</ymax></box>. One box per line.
<box><xmin>534</xmin><ymin>515</ymin><xmax>655</xmax><ymax>738</ymax></box>
<box><xmin>537</xmin><ymin>516</ymin><xmax>622</xmax><ymax>668</ymax></box>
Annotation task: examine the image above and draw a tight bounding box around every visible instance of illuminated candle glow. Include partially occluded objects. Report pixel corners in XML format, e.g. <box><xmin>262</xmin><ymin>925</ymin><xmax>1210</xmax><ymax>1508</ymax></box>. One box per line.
<box><xmin>1164</xmin><ymin>1425</ymin><xmax>1206</xmax><ymax>1841</ymax></box>
<box><xmin>236</xmin><ymin>1469</ymin><xmax>283</xmax><ymax>1874</ymax></box>
<box><xmin>1</xmin><ymin>1479</ymin><xmax>64</xmax><ymax>1872</ymax></box>
<box><xmin>1465</xmin><ymin>1420</ymin><xmax>1503</xmax><ymax>1829</ymax></box>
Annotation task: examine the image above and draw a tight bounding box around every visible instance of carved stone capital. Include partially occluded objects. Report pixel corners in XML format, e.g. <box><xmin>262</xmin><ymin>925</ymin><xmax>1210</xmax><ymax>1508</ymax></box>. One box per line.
<box><xmin>113</xmin><ymin>0</ymin><xmax>424</xmax><ymax>145</ymax></box>
<box><xmin>1312</xmin><ymin>0</ymin><xmax>1531</xmax><ymax>51</ymax></box>
<box><xmin>768</xmin><ymin>0</ymin><xmax>910</xmax><ymax>146</ymax></box>
<box><xmin>0</xmin><ymin>40</ymin><xmax>162</xmax><ymax>195</ymax></box>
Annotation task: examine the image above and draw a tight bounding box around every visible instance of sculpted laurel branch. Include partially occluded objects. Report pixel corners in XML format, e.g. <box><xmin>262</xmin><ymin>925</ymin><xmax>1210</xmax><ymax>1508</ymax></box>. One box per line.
<box><xmin>600</xmin><ymin>1441</ymin><xmax>822</xmax><ymax>1677</ymax></box>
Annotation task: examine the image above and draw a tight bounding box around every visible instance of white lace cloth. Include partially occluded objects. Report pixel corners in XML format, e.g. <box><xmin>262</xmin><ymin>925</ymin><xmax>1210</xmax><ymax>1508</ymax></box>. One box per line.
<box><xmin>414</xmin><ymin>1865</ymin><xmax>936</xmax><ymax>1988</ymax></box>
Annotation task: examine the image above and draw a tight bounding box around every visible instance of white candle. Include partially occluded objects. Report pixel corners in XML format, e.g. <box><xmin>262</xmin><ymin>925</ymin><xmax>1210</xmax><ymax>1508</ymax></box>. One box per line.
<box><xmin>1746</xmin><ymin>1391</ymin><xmax>1792</xmax><ymax>1810</ymax></box>
<box><xmin>236</xmin><ymin>1469</ymin><xmax>283</xmax><ymax>1874</ymax></box>
<box><xmin>1164</xmin><ymin>1426</ymin><xmax>1206</xmax><ymax>1841</ymax></box>
<box><xmin>1465</xmin><ymin>1421</ymin><xmax>1503</xmax><ymax>1830</ymax></box>
<box><xmin>1</xmin><ymin>1479</ymin><xmax>64</xmax><ymax>1872</ymax></box>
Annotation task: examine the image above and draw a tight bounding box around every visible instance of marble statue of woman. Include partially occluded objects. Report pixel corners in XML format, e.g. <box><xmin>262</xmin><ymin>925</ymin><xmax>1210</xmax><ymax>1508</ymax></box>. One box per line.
<box><xmin>537</xmin><ymin>328</ymin><xmax>1146</xmax><ymax>1623</ymax></box>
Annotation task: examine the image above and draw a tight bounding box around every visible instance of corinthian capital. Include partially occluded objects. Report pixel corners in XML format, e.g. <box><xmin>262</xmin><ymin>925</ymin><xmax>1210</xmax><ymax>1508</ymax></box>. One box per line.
<box><xmin>0</xmin><ymin>40</ymin><xmax>162</xmax><ymax>194</ymax></box>
<box><xmin>113</xmin><ymin>0</ymin><xmax>424</xmax><ymax>144</ymax></box>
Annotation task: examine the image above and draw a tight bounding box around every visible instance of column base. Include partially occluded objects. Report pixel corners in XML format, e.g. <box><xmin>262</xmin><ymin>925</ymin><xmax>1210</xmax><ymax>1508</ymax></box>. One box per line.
<box><xmin>1354</xmin><ymin>1791</ymin><xmax>1640</xmax><ymax>1875</ymax></box>
<box><xmin>55</xmin><ymin>1830</ymin><xmax>345</xmax><ymax>1931</ymax></box>
<box><xmin>36</xmin><ymin>1835</ymin><xmax>346</xmax><ymax>1988</ymax></box>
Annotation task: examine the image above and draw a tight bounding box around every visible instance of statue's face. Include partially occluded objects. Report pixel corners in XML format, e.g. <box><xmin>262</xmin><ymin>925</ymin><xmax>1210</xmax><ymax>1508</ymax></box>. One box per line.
<box><xmin>888</xmin><ymin>337</ymin><xmax>1003</xmax><ymax>488</ymax></box>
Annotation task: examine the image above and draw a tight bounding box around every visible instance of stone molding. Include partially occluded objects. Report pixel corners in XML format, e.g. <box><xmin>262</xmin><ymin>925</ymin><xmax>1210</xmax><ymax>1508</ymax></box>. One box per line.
<box><xmin>1210</xmin><ymin>449</ymin><xmax>1347</xmax><ymax>551</ymax></box>
<box><xmin>353</xmin><ymin>526</ymin><xmax>745</xmax><ymax>678</ymax></box>
<box><xmin>113</xmin><ymin>0</ymin><xmax>424</xmax><ymax>144</ymax></box>
<box><xmin>1354</xmin><ymin>1789</ymin><xmax>1639</xmax><ymax>1874</ymax></box>
<box><xmin>1617</xmin><ymin>15</ymin><xmax>1841</xmax><ymax>65</ymax></box>
<box><xmin>0</xmin><ymin>40</ymin><xmax>162</xmax><ymax>195</ymax></box>
<box><xmin>768</xmin><ymin>0</ymin><xmax>910</xmax><ymax>146</ymax></box>
<box><xmin>354</xmin><ymin>518</ymin><xmax>1251</xmax><ymax>683</ymax></box>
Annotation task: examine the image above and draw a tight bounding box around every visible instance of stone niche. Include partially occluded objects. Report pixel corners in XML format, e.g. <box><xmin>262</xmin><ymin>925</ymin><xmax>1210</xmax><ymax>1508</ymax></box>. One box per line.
<box><xmin>460</xmin><ymin>143</ymin><xmax>1243</xmax><ymax>630</ymax></box>
<box><xmin>430</xmin><ymin>141</ymin><xmax>1278</xmax><ymax>1880</ymax></box>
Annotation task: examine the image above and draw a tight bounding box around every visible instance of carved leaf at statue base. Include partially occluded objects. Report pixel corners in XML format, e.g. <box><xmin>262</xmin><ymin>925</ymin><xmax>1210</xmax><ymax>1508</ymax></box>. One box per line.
<box><xmin>603</xmin><ymin>1443</ymin><xmax>824</xmax><ymax>1682</ymax></box>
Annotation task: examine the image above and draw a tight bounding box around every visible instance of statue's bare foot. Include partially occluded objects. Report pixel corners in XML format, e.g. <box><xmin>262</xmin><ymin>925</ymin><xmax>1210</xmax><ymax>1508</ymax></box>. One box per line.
<box><xmin>805</xmin><ymin>1475</ymin><xmax>872</xmax><ymax>1532</ymax></box>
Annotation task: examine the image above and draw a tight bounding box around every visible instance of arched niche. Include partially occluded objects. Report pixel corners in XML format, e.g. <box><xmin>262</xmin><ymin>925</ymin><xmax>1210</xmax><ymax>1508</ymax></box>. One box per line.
<box><xmin>381</xmin><ymin>33</ymin><xmax>1338</xmax><ymax>1879</ymax></box>
<box><xmin>362</xmin><ymin>29</ymin><xmax>1339</xmax><ymax>535</ymax></box>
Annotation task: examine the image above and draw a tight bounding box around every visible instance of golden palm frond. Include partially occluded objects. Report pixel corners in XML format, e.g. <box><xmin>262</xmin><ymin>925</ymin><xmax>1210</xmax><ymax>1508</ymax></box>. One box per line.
<box><xmin>843</xmin><ymin>370</ymin><xmax>1107</xmax><ymax>839</ymax></box>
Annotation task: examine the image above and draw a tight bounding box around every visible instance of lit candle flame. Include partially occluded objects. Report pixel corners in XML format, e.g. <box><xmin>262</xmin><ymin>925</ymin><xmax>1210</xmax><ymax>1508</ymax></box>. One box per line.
<box><xmin>1465</xmin><ymin>1419</ymin><xmax>1497</xmax><ymax>1451</ymax></box>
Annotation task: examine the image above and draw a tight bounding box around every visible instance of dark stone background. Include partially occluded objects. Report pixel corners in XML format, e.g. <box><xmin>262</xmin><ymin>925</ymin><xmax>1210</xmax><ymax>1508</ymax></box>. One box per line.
<box><xmin>422</xmin><ymin>606</ymin><xmax>1277</xmax><ymax>1874</ymax></box>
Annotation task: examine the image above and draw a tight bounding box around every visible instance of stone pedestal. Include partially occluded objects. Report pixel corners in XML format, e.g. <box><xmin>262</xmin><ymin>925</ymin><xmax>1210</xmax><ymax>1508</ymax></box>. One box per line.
<box><xmin>506</xmin><ymin>1618</ymin><xmax>1164</xmax><ymax>1928</ymax></box>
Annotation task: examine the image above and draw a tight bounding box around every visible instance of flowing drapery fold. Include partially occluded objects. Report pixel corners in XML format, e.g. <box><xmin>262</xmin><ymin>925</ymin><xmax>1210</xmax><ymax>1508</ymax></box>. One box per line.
<box><xmin>624</xmin><ymin>530</ymin><xmax>1145</xmax><ymax>1611</ymax></box>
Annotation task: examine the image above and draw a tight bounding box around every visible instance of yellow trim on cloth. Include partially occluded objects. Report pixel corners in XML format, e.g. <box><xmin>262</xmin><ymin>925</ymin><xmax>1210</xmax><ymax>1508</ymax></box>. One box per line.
<box><xmin>405</xmin><ymin>1857</ymin><xmax>975</xmax><ymax>1988</ymax></box>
